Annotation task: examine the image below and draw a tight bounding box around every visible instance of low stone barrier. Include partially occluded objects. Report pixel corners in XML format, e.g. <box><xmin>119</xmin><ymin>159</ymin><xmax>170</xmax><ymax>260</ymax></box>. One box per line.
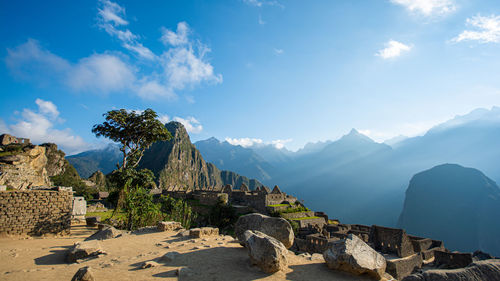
<box><xmin>0</xmin><ymin>190</ymin><xmax>72</xmax><ymax>236</ymax></box>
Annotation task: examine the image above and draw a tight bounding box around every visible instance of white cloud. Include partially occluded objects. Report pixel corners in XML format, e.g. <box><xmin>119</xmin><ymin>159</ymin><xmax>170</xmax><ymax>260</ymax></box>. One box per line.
<box><xmin>98</xmin><ymin>0</ymin><xmax>128</xmax><ymax>26</ymax></box>
<box><xmin>6</xmin><ymin>40</ymin><xmax>135</xmax><ymax>95</ymax></box>
<box><xmin>0</xmin><ymin>99</ymin><xmax>89</xmax><ymax>155</ymax></box>
<box><xmin>390</xmin><ymin>0</ymin><xmax>456</xmax><ymax>16</ymax></box>
<box><xmin>6</xmin><ymin>1</ymin><xmax>222</xmax><ymax>101</ymax></box>
<box><xmin>35</xmin><ymin>98</ymin><xmax>59</xmax><ymax>119</ymax></box>
<box><xmin>453</xmin><ymin>15</ymin><xmax>500</xmax><ymax>44</ymax></box>
<box><xmin>271</xmin><ymin>139</ymin><xmax>292</xmax><ymax>149</ymax></box>
<box><xmin>274</xmin><ymin>48</ymin><xmax>284</xmax><ymax>55</ymax></box>
<box><xmin>242</xmin><ymin>0</ymin><xmax>284</xmax><ymax>9</ymax></box>
<box><xmin>225</xmin><ymin>137</ymin><xmax>292</xmax><ymax>149</ymax></box>
<box><xmin>68</xmin><ymin>54</ymin><xmax>136</xmax><ymax>93</ymax></box>
<box><xmin>173</xmin><ymin>116</ymin><xmax>203</xmax><ymax>134</ymax></box>
<box><xmin>161</xmin><ymin>22</ymin><xmax>190</xmax><ymax>46</ymax></box>
<box><xmin>376</xmin><ymin>40</ymin><xmax>412</xmax><ymax>59</ymax></box>
<box><xmin>225</xmin><ymin>137</ymin><xmax>264</xmax><ymax>147</ymax></box>
<box><xmin>97</xmin><ymin>0</ymin><xmax>156</xmax><ymax>60</ymax></box>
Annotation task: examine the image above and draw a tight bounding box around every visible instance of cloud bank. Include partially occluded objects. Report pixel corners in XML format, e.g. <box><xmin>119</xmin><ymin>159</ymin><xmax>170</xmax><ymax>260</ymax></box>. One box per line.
<box><xmin>453</xmin><ymin>15</ymin><xmax>500</xmax><ymax>44</ymax></box>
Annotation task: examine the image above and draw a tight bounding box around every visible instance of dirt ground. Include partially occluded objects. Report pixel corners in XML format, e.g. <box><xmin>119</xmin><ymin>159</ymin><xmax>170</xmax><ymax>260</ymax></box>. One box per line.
<box><xmin>0</xmin><ymin>223</ymin><xmax>372</xmax><ymax>281</ymax></box>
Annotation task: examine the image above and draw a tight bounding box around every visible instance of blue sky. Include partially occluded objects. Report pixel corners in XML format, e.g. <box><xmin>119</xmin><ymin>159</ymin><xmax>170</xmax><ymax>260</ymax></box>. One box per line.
<box><xmin>1</xmin><ymin>0</ymin><xmax>500</xmax><ymax>154</ymax></box>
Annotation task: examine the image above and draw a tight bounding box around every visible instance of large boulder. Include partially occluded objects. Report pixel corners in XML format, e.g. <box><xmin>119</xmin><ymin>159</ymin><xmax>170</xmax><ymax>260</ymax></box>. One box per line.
<box><xmin>66</xmin><ymin>241</ymin><xmax>105</xmax><ymax>263</ymax></box>
<box><xmin>243</xmin><ymin>230</ymin><xmax>288</xmax><ymax>273</ymax></box>
<box><xmin>402</xmin><ymin>260</ymin><xmax>500</xmax><ymax>281</ymax></box>
<box><xmin>84</xmin><ymin>226</ymin><xmax>121</xmax><ymax>241</ymax></box>
<box><xmin>323</xmin><ymin>234</ymin><xmax>386</xmax><ymax>279</ymax></box>
<box><xmin>71</xmin><ymin>266</ymin><xmax>95</xmax><ymax>281</ymax></box>
<box><xmin>158</xmin><ymin>221</ymin><xmax>182</xmax><ymax>232</ymax></box>
<box><xmin>235</xmin><ymin>213</ymin><xmax>294</xmax><ymax>248</ymax></box>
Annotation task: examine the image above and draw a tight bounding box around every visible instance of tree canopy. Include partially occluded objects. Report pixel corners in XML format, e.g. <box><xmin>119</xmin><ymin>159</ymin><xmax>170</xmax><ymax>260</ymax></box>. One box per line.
<box><xmin>92</xmin><ymin>108</ymin><xmax>171</xmax><ymax>170</ymax></box>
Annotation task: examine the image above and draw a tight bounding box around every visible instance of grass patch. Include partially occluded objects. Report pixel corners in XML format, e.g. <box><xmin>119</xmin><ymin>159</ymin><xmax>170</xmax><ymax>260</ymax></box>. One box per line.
<box><xmin>291</xmin><ymin>216</ymin><xmax>321</xmax><ymax>221</ymax></box>
<box><xmin>267</xmin><ymin>204</ymin><xmax>289</xmax><ymax>207</ymax></box>
<box><xmin>86</xmin><ymin>209</ymin><xmax>126</xmax><ymax>221</ymax></box>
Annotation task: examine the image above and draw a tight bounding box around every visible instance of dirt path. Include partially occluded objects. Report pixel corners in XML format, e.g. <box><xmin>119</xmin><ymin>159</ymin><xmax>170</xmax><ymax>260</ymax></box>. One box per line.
<box><xmin>0</xmin><ymin>224</ymin><xmax>371</xmax><ymax>281</ymax></box>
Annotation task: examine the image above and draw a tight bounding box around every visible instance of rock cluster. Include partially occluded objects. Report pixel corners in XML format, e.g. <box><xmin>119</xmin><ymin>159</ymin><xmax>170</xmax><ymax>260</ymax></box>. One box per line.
<box><xmin>235</xmin><ymin>213</ymin><xmax>294</xmax><ymax>248</ymax></box>
<box><xmin>403</xmin><ymin>259</ymin><xmax>500</xmax><ymax>281</ymax></box>
<box><xmin>71</xmin><ymin>266</ymin><xmax>95</xmax><ymax>281</ymax></box>
<box><xmin>85</xmin><ymin>226</ymin><xmax>122</xmax><ymax>241</ymax></box>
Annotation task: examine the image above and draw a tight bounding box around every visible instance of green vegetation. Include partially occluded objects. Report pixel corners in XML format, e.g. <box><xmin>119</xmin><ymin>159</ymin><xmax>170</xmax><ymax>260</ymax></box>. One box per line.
<box><xmin>50</xmin><ymin>163</ymin><xmax>94</xmax><ymax>200</ymax></box>
<box><xmin>92</xmin><ymin>108</ymin><xmax>172</xmax><ymax>170</ymax></box>
<box><xmin>279</xmin><ymin>205</ymin><xmax>310</xmax><ymax>214</ymax></box>
<box><xmin>288</xmin><ymin>220</ymin><xmax>300</xmax><ymax>236</ymax></box>
<box><xmin>86</xmin><ymin>210</ymin><xmax>127</xmax><ymax>221</ymax></box>
<box><xmin>291</xmin><ymin>216</ymin><xmax>321</xmax><ymax>220</ymax></box>
<box><xmin>158</xmin><ymin>195</ymin><xmax>197</xmax><ymax>229</ymax></box>
<box><xmin>124</xmin><ymin>186</ymin><xmax>161</xmax><ymax>230</ymax></box>
<box><xmin>0</xmin><ymin>144</ymin><xmax>26</xmax><ymax>157</ymax></box>
<box><xmin>268</xmin><ymin>203</ymin><xmax>289</xmax><ymax>207</ymax></box>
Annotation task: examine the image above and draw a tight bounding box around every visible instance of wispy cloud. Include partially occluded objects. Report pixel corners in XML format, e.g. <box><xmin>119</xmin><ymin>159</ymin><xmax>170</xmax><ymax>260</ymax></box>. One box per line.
<box><xmin>97</xmin><ymin>0</ymin><xmax>156</xmax><ymax>60</ymax></box>
<box><xmin>452</xmin><ymin>14</ymin><xmax>500</xmax><ymax>44</ymax></box>
<box><xmin>172</xmin><ymin>116</ymin><xmax>203</xmax><ymax>133</ymax></box>
<box><xmin>376</xmin><ymin>40</ymin><xmax>412</xmax><ymax>59</ymax></box>
<box><xmin>5</xmin><ymin>1</ymin><xmax>222</xmax><ymax>101</ymax></box>
<box><xmin>243</xmin><ymin>0</ymin><xmax>284</xmax><ymax>8</ymax></box>
<box><xmin>274</xmin><ymin>48</ymin><xmax>284</xmax><ymax>55</ymax></box>
<box><xmin>0</xmin><ymin>99</ymin><xmax>89</xmax><ymax>154</ymax></box>
<box><xmin>390</xmin><ymin>0</ymin><xmax>456</xmax><ymax>16</ymax></box>
<box><xmin>258</xmin><ymin>14</ymin><xmax>266</xmax><ymax>25</ymax></box>
<box><xmin>6</xmin><ymin>40</ymin><xmax>136</xmax><ymax>94</ymax></box>
<box><xmin>225</xmin><ymin>137</ymin><xmax>292</xmax><ymax>149</ymax></box>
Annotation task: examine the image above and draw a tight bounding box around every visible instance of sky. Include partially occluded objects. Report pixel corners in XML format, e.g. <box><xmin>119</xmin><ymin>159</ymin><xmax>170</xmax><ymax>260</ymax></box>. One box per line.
<box><xmin>1</xmin><ymin>0</ymin><xmax>500</xmax><ymax>154</ymax></box>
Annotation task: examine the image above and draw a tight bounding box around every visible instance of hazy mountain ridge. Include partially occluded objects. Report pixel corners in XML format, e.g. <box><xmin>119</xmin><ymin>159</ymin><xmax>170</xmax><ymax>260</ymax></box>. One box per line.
<box><xmin>67</xmin><ymin>144</ymin><xmax>122</xmax><ymax>178</ymax></box>
<box><xmin>398</xmin><ymin>164</ymin><xmax>500</xmax><ymax>256</ymax></box>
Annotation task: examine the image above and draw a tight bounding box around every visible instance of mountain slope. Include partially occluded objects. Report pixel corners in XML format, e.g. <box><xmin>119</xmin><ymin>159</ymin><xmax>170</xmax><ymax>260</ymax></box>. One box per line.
<box><xmin>398</xmin><ymin>164</ymin><xmax>500</xmax><ymax>256</ymax></box>
<box><xmin>139</xmin><ymin>122</ymin><xmax>263</xmax><ymax>191</ymax></box>
<box><xmin>194</xmin><ymin>138</ymin><xmax>274</xmax><ymax>182</ymax></box>
<box><xmin>67</xmin><ymin>144</ymin><xmax>121</xmax><ymax>178</ymax></box>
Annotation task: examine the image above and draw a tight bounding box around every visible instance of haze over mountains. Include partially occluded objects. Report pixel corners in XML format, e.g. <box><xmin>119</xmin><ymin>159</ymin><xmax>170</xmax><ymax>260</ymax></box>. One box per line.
<box><xmin>68</xmin><ymin>107</ymin><xmax>500</xmax><ymax>250</ymax></box>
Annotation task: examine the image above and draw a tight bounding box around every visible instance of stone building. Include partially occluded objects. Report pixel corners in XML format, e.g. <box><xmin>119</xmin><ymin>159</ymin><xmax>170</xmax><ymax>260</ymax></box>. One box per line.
<box><xmin>0</xmin><ymin>134</ymin><xmax>30</xmax><ymax>146</ymax></box>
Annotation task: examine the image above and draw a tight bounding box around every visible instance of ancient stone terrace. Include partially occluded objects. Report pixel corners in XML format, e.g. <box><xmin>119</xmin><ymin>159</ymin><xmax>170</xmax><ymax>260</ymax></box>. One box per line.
<box><xmin>162</xmin><ymin>183</ymin><xmax>297</xmax><ymax>213</ymax></box>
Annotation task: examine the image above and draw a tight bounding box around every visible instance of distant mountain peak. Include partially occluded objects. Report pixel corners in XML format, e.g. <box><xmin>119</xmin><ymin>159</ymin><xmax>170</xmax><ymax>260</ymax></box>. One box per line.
<box><xmin>339</xmin><ymin>128</ymin><xmax>375</xmax><ymax>143</ymax></box>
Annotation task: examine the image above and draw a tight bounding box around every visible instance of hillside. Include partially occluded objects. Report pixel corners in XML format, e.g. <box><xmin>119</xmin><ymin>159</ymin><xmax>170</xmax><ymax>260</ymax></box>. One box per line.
<box><xmin>67</xmin><ymin>144</ymin><xmax>122</xmax><ymax>178</ymax></box>
<box><xmin>139</xmin><ymin>122</ymin><xmax>263</xmax><ymax>191</ymax></box>
<box><xmin>398</xmin><ymin>164</ymin><xmax>500</xmax><ymax>256</ymax></box>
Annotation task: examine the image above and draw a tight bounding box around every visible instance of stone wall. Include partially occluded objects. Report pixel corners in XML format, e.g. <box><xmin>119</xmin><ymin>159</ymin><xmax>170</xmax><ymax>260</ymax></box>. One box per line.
<box><xmin>0</xmin><ymin>190</ymin><xmax>72</xmax><ymax>236</ymax></box>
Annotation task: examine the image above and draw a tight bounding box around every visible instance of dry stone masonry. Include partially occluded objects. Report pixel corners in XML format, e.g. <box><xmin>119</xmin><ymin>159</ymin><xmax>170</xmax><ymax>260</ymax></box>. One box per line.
<box><xmin>0</xmin><ymin>189</ymin><xmax>72</xmax><ymax>236</ymax></box>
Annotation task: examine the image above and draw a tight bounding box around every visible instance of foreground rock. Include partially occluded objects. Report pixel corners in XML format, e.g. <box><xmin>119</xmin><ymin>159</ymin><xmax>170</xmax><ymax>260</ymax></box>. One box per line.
<box><xmin>235</xmin><ymin>213</ymin><xmax>294</xmax><ymax>248</ymax></box>
<box><xmin>403</xmin><ymin>260</ymin><xmax>500</xmax><ymax>281</ymax></box>
<box><xmin>71</xmin><ymin>266</ymin><xmax>95</xmax><ymax>281</ymax></box>
<box><xmin>84</xmin><ymin>226</ymin><xmax>121</xmax><ymax>241</ymax></box>
<box><xmin>189</xmin><ymin>227</ymin><xmax>219</xmax><ymax>238</ymax></box>
<box><xmin>323</xmin><ymin>234</ymin><xmax>386</xmax><ymax>279</ymax></box>
<box><xmin>244</xmin><ymin>230</ymin><xmax>288</xmax><ymax>273</ymax></box>
<box><xmin>66</xmin><ymin>241</ymin><xmax>105</xmax><ymax>263</ymax></box>
<box><xmin>157</xmin><ymin>221</ymin><xmax>182</xmax><ymax>231</ymax></box>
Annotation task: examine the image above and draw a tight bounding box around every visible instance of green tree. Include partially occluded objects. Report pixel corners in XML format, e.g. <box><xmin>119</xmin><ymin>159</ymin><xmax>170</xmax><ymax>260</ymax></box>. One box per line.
<box><xmin>92</xmin><ymin>109</ymin><xmax>172</xmax><ymax>170</ymax></box>
<box><xmin>124</xmin><ymin>186</ymin><xmax>161</xmax><ymax>230</ymax></box>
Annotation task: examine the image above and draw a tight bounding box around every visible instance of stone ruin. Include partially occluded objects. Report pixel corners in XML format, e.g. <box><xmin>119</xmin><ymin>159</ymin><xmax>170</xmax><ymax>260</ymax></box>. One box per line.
<box><xmin>162</xmin><ymin>183</ymin><xmax>297</xmax><ymax>214</ymax></box>
<box><xmin>0</xmin><ymin>134</ymin><xmax>30</xmax><ymax>146</ymax></box>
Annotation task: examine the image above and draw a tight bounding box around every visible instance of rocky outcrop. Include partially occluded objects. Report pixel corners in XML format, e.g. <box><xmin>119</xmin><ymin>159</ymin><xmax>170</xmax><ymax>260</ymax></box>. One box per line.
<box><xmin>139</xmin><ymin>122</ymin><xmax>262</xmax><ymax>191</ymax></box>
<box><xmin>87</xmin><ymin>171</ymin><xmax>107</xmax><ymax>189</ymax></box>
<box><xmin>235</xmin><ymin>213</ymin><xmax>294</xmax><ymax>249</ymax></box>
<box><xmin>323</xmin><ymin>234</ymin><xmax>386</xmax><ymax>279</ymax></box>
<box><xmin>403</xmin><ymin>260</ymin><xmax>500</xmax><ymax>281</ymax></box>
<box><xmin>243</xmin><ymin>230</ymin><xmax>288</xmax><ymax>273</ymax></box>
<box><xmin>0</xmin><ymin>145</ymin><xmax>50</xmax><ymax>189</ymax></box>
<box><xmin>398</xmin><ymin>164</ymin><xmax>500</xmax><ymax>256</ymax></box>
<box><xmin>0</xmin><ymin>141</ymin><xmax>77</xmax><ymax>190</ymax></box>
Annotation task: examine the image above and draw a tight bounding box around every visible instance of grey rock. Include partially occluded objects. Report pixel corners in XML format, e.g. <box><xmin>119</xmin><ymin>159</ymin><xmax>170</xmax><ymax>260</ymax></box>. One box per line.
<box><xmin>235</xmin><ymin>213</ymin><xmax>294</xmax><ymax>249</ymax></box>
<box><xmin>244</xmin><ymin>230</ymin><xmax>288</xmax><ymax>273</ymax></box>
<box><xmin>71</xmin><ymin>266</ymin><xmax>95</xmax><ymax>281</ymax></box>
<box><xmin>84</xmin><ymin>226</ymin><xmax>121</xmax><ymax>241</ymax></box>
<box><xmin>66</xmin><ymin>241</ymin><xmax>105</xmax><ymax>263</ymax></box>
<box><xmin>323</xmin><ymin>234</ymin><xmax>386</xmax><ymax>279</ymax></box>
<box><xmin>158</xmin><ymin>251</ymin><xmax>180</xmax><ymax>263</ymax></box>
<box><xmin>402</xmin><ymin>260</ymin><xmax>500</xmax><ymax>281</ymax></box>
<box><xmin>85</xmin><ymin>217</ymin><xmax>101</xmax><ymax>227</ymax></box>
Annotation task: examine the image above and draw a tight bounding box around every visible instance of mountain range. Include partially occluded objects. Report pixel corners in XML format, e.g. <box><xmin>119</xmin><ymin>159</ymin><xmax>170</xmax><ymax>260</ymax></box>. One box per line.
<box><xmin>67</xmin><ymin>106</ymin><xmax>500</xmax><ymax>232</ymax></box>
